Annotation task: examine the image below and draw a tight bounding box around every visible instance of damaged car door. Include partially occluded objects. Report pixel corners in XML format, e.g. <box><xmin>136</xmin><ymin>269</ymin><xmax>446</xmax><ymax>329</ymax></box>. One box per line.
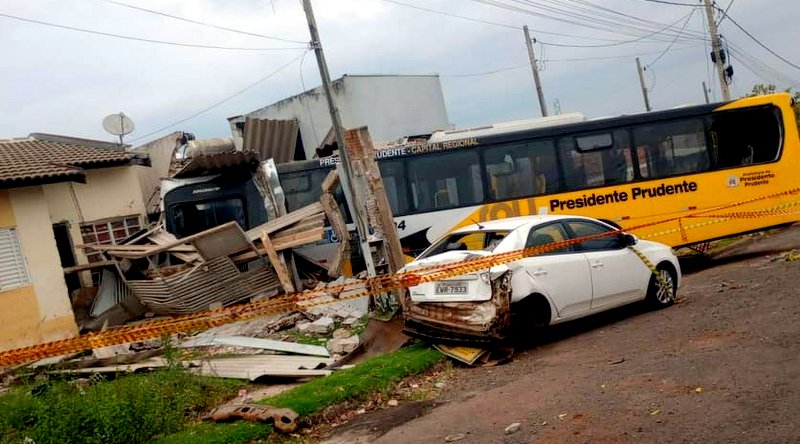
<box><xmin>511</xmin><ymin>222</ymin><xmax>593</xmax><ymax>320</ymax></box>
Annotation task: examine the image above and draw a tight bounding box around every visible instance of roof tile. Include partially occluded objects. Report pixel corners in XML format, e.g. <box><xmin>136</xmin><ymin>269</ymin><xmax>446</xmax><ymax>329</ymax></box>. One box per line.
<box><xmin>0</xmin><ymin>138</ymin><xmax>133</xmax><ymax>188</ymax></box>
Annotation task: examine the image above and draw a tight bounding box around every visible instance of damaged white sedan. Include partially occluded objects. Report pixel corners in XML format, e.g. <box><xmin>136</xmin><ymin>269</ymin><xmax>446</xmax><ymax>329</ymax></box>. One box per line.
<box><xmin>400</xmin><ymin>215</ymin><xmax>680</xmax><ymax>344</ymax></box>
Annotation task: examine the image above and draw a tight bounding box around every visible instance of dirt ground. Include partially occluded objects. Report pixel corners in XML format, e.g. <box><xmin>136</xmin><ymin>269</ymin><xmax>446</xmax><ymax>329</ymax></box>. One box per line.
<box><xmin>324</xmin><ymin>226</ymin><xmax>800</xmax><ymax>444</ymax></box>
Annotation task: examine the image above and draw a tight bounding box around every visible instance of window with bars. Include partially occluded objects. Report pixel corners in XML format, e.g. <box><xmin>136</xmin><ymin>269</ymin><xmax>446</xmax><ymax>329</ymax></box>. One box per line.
<box><xmin>0</xmin><ymin>228</ymin><xmax>31</xmax><ymax>292</ymax></box>
<box><xmin>80</xmin><ymin>216</ymin><xmax>142</xmax><ymax>263</ymax></box>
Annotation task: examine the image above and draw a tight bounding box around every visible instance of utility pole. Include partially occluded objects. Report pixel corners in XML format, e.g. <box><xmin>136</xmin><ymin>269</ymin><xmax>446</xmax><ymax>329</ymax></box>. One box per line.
<box><xmin>523</xmin><ymin>26</ymin><xmax>548</xmax><ymax>117</ymax></box>
<box><xmin>703</xmin><ymin>0</ymin><xmax>731</xmax><ymax>101</ymax></box>
<box><xmin>702</xmin><ymin>81</ymin><xmax>710</xmax><ymax>104</ymax></box>
<box><xmin>300</xmin><ymin>0</ymin><xmax>376</xmax><ymax>277</ymax></box>
<box><xmin>635</xmin><ymin>57</ymin><xmax>652</xmax><ymax>112</ymax></box>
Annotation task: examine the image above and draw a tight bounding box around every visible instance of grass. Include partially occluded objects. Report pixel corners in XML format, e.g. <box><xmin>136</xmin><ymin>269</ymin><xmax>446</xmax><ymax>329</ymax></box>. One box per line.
<box><xmin>157</xmin><ymin>343</ymin><xmax>443</xmax><ymax>443</ymax></box>
<box><xmin>0</xmin><ymin>368</ymin><xmax>243</xmax><ymax>444</ymax></box>
<box><xmin>264</xmin><ymin>343</ymin><xmax>443</xmax><ymax>416</ymax></box>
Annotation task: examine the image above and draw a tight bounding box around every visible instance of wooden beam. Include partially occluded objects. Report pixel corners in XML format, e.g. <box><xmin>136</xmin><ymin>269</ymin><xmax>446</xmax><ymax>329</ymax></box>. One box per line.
<box><xmin>260</xmin><ymin>231</ymin><xmax>295</xmax><ymax>294</ymax></box>
<box><xmin>232</xmin><ymin>227</ymin><xmax>325</xmax><ymax>262</ymax></box>
<box><xmin>345</xmin><ymin>127</ymin><xmax>405</xmax><ymax>273</ymax></box>
<box><xmin>245</xmin><ymin>202</ymin><xmax>324</xmax><ymax>241</ymax></box>
<box><xmin>63</xmin><ymin>260</ymin><xmax>116</xmax><ymax>274</ymax></box>
<box><xmin>321</xmin><ymin>169</ymin><xmax>340</xmax><ymax>194</ymax></box>
<box><xmin>320</xmin><ymin>192</ymin><xmax>350</xmax><ymax>277</ymax></box>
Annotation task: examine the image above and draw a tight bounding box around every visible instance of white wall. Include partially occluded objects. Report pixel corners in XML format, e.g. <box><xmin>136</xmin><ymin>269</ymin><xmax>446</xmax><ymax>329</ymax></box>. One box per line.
<box><xmin>231</xmin><ymin>75</ymin><xmax>452</xmax><ymax>159</ymax></box>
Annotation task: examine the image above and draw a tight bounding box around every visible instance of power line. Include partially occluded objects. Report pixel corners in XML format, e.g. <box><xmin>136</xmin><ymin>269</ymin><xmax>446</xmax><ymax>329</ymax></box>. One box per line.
<box><xmin>638</xmin><ymin>0</ymin><xmax>698</xmax><ymax>6</ymax></box>
<box><xmin>717</xmin><ymin>0</ymin><xmax>734</xmax><ymax>25</ymax></box>
<box><xmin>0</xmin><ymin>11</ymin><xmax>307</xmax><ymax>51</ymax></box>
<box><xmin>716</xmin><ymin>8</ymin><xmax>800</xmax><ymax>72</ymax></box>
<box><xmin>441</xmin><ymin>63</ymin><xmax>528</xmax><ymax>78</ymax></box>
<box><xmin>98</xmin><ymin>0</ymin><xmax>306</xmax><ymax>44</ymax></box>
<box><xmin>538</xmin><ymin>10</ymin><xmax>696</xmax><ymax>48</ymax></box>
<box><xmin>646</xmin><ymin>8</ymin><xmax>697</xmax><ymax>68</ymax></box>
<box><xmin>130</xmin><ymin>51</ymin><xmax>308</xmax><ymax>143</ymax></box>
<box><xmin>377</xmin><ymin>0</ymin><xmax>518</xmax><ymax>29</ymax></box>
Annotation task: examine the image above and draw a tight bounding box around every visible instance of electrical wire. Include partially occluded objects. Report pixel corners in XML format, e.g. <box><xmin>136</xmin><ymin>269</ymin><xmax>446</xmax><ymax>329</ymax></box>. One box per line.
<box><xmin>378</xmin><ymin>0</ymin><xmax>518</xmax><ymax>29</ymax></box>
<box><xmin>97</xmin><ymin>0</ymin><xmax>306</xmax><ymax>43</ymax></box>
<box><xmin>717</xmin><ymin>0</ymin><xmax>734</xmax><ymax>25</ymax></box>
<box><xmin>130</xmin><ymin>50</ymin><xmax>309</xmax><ymax>143</ymax></box>
<box><xmin>538</xmin><ymin>10</ymin><xmax>696</xmax><ymax>48</ymax></box>
<box><xmin>637</xmin><ymin>0</ymin><xmax>698</xmax><ymax>6</ymax></box>
<box><xmin>298</xmin><ymin>50</ymin><xmax>320</xmax><ymax>143</ymax></box>
<box><xmin>646</xmin><ymin>8</ymin><xmax>696</xmax><ymax>68</ymax></box>
<box><xmin>716</xmin><ymin>8</ymin><xmax>800</xmax><ymax>72</ymax></box>
<box><xmin>441</xmin><ymin>63</ymin><xmax>528</xmax><ymax>78</ymax></box>
<box><xmin>0</xmin><ymin>11</ymin><xmax>307</xmax><ymax>51</ymax></box>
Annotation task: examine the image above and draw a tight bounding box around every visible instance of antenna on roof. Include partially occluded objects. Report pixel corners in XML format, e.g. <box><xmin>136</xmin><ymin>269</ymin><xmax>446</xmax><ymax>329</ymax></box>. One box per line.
<box><xmin>102</xmin><ymin>112</ymin><xmax>135</xmax><ymax>147</ymax></box>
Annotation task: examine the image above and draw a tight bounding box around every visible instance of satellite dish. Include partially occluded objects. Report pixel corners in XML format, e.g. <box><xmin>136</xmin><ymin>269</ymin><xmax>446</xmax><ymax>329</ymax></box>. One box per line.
<box><xmin>103</xmin><ymin>112</ymin><xmax>135</xmax><ymax>144</ymax></box>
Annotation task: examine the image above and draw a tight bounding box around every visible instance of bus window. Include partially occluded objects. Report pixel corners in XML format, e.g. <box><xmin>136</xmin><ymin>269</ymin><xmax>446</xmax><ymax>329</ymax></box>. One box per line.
<box><xmin>634</xmin><ymin>119</ymin><xmax>709</xmax><ymax>178</ymax></box>
<box><xmin>282</xmin><ymin>169</ymin><xmax>328</xmax><ymax>212</ymax></box>
<box><xmin>710</xmin><ymin>106</ymin><xmax>782</xmax><ymax>168</ymax></box>
<box><xmin>407</xmin><ymin>150</ymin><xmax>484</xmax><ymax>212</ymax></box>
<box><xmin>559</xmin><ymin>129</ymin><xmax>634</xmax><ymax>190</ymax></box>
<box><xmin>378</xmin><ymin>159</ymin><xmax>410</xmax><ymax>215</ymax></box>
<box><xmin>483</xmin><ymin>139</ymin><xmax>558</xmax><ymax>200</ymax></box>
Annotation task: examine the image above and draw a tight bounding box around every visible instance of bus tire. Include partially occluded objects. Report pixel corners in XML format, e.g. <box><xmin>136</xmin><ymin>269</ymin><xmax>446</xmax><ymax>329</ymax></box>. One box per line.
<box><xmin>646</xmin><ymin>263</ymin><xmax>677</xmax><ymax>309</ymax></box>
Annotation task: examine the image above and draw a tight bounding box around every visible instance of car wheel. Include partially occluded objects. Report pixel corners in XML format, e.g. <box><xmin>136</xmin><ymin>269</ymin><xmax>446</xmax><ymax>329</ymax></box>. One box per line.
<box><xmin>646</xmin><ymin>265</ymin><xmax>676</xmax><ymax>308</ymax></box>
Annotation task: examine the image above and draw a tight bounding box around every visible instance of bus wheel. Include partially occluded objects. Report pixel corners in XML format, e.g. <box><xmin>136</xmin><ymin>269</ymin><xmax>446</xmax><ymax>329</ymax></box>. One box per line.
<box><xmin>646</xmin><ymin>264</ymin><xmax>676</xmax><ymax>308</ymax></box>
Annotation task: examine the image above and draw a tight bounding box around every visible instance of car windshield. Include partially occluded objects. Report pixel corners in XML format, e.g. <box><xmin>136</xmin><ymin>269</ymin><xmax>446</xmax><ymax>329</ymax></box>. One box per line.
<box><xmin>418</xmin><ymin>230</ymin><xmax>510</xmax><ymax>259</ymax></box>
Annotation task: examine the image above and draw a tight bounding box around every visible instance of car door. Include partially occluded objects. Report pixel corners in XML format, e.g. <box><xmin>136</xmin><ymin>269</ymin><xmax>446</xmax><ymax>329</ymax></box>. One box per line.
<box><xmin>564</xmin><ymin>219</ymin><xmax>649</xmax><ymax>310</ymax></box>
<box><xmin>513</xmin><ymin>222</ymin><xmax>593</xmax><ymax>319</ymax></box>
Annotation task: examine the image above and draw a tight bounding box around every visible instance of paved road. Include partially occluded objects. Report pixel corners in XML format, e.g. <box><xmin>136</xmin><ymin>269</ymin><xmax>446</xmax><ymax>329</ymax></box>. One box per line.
<box><xmin>365</xmin><ymin>227</ymin><xmax>800</xmax><ymax>443</ymax></box>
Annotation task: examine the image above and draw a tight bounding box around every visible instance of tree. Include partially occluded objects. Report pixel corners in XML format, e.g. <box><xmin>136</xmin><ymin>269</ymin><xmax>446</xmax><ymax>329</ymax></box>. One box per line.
<box><xmin>746</xmin><ymin>83</ymin><xmax>800</xmax><ymax>131</ymax></box>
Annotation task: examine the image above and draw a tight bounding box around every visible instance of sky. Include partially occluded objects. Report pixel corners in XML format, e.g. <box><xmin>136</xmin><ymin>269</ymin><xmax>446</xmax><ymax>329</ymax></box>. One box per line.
<box><xmin>1</xmin><ymin>0</ymin><xmax>799</xmax><ymax>145</ymax></box>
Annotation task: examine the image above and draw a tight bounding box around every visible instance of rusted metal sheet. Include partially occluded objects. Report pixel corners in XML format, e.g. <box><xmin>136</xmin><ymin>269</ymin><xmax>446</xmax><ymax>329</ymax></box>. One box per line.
<box><xmin>125</xmin><ymin>257</ymin><xmax>280</xmax><ymax>315</ymax></box>
<box><xmin>403</xmin><ymin>272</ymin><xmax>513</xmax><ymax>344</ymax></box>
<box><xmin>172</xmin><ymin>151</ymin><xmax>260</xmax><ymax>178</ymax></box>
<box><xmin>242</xmin><ymin>118</ymin><xmax>299</xmax><ymax>163</ymax></box>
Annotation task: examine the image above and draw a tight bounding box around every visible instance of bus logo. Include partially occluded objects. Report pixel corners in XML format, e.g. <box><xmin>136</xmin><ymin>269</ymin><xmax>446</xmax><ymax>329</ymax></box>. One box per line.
<box><xmin>727</xmin><ymin>175</ymin><xmax>740</xmax><ymax>188</ymax></box>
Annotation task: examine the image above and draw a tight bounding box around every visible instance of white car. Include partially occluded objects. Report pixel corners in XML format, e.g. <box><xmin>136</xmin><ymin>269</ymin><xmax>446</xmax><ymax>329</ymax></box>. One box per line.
<box><xmin>400</xmin><ymin>215</ymin><xmax>680</xmax><ymax>343</ymax></box>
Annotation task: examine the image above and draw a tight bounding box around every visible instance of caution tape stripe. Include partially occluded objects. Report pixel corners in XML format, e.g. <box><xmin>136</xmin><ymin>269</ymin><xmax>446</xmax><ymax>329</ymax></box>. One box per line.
<box><xmin>2</xmin><ymin>192</ymin><xmax>799</xmax><ymax>366</ymax></box>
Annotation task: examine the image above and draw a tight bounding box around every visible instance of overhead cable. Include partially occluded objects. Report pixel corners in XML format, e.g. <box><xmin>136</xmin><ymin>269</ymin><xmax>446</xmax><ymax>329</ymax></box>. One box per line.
<box><xmin>646</xmin><ymin>8</ymin><xmax>697</xmax><ymax>68</ymax></box>
<box><xmin>716</xmin><ymin>8</ymin><xmax>800</xmax><ymax>72</ymax></box>
<box><xmin>98</xmin><ymin>0</ymin><xmax>306</xmax><ymax>44</ymax></box>
<box><xmin>0</xmin><ymin>11</ymin><xmax>307</xmax><ymax>51</ymax></box>
<box><xmin>130</xmin><ymin>51</ymin><xmax>308</xmax><ymax>143</ymax></box>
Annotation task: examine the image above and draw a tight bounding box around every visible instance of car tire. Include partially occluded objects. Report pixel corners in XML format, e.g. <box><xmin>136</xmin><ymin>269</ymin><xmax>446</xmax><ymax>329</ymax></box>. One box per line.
<box><xmin>646</xmin><ymin>264</ymin><xmax>676</xmax><ymax>308</ymax></box>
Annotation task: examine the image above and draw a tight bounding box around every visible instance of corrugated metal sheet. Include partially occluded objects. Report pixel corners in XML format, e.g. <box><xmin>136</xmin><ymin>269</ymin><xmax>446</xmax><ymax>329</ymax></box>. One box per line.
<box><xmin>242</xmin><ymin>118</ymin><xmax>299</xmax><ymax>163</ymax></box>
<box><xmin>90</xmin><ymin>269</ymin><xmax>135</xmax><ymax>317</ymax></box>
<box><xmin>126</xmin><ymin>256</ymin><xmax>280</xmax><ymax>315</ymax></box>
<box><xmin>192</xmin><ymin>355</ymin><xmax>332</xmax><ymax>380</ymax></box>
<box><xmin>172</xmin><ymin>151</ymin><xmax>261</xmax><ymax>178</ymax></box>
<box><xmin>180</xmin><ymin>336</ymin><xmax>330</xmax><ymax>357</ymax></box>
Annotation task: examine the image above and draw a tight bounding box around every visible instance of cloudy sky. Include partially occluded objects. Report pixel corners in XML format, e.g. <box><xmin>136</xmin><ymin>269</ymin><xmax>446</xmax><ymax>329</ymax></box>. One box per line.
<box><xmin>1</xmin><ymin>0</ymin><xmax>799</xmax><ymax>145</ymax></box>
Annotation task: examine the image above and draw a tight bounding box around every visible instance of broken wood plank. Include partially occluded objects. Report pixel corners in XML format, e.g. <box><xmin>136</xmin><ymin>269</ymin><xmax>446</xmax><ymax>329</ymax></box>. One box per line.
<box><xmin>180</xmin><ymin>336</ymin><xmax>329</xmax><ymax>357</ymax></box>
<box><xmin>320</xmin><ymin>192</ymin><xmax>350</xmax><ymax>277</ymax></box>
<box><xmin>63</xmin><ymin>260</ymin><xmax>116</xmax><ymax>274</ymax></box>
<box><xmin>261</xmin><ymin>231</ymin><xmax>295</xmax><ymax>294</ymax></box>
<box><xmin>231</xmin><ymin>227</ymin><xmax>325</xmax><ymax>262</ymax></box>
<box><xmin>245</xmin><ymin>203</ymin><xmax>324</xmax><ymax>241</ymax></box>
<box><xmin>321</xmin><ymin>169</ymin><xmax>340</xmax><ymax>194</ymax></box>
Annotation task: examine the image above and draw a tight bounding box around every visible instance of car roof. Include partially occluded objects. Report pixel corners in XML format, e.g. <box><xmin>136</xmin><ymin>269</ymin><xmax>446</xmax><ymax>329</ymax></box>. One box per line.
<box><xmin>452</xmin><ymin>214</ymin><xmax>596</xmax><ymax>233</ymax></box>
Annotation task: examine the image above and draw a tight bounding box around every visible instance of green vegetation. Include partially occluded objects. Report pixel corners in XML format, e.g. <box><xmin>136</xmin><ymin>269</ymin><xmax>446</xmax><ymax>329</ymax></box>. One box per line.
<box><xmin>151</xmin><ymin>422</ymin><xmax>270</xmax><ymax>444</ymax></box>
<box><xmin>265</xmin><ymin>343</ymin><xmax>442</xmax><ymax>416</ymax></box>
<box><xmin>157</xmin><ymin>343</ymin><xmax>443</xmax><ymax>443</ymax></box>
<box><xmin>0</xmin><ymin>368</ymin><xmax>243</xmax><ymax>444</ymax></box>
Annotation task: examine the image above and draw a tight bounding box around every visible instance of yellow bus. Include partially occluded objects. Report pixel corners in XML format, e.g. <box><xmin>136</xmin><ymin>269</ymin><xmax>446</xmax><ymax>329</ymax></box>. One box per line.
<box><xmin>276</xmin><ymin>92</ymin><xmax>799</xmax><ymax>265</ymax></box>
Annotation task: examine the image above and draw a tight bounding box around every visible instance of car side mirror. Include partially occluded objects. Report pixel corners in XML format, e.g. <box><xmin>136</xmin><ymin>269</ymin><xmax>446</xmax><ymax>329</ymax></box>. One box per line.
<box><xmin>623</xmin><ymin>233</ymin><xmax>638</xmax><ymax>246</ymax></box>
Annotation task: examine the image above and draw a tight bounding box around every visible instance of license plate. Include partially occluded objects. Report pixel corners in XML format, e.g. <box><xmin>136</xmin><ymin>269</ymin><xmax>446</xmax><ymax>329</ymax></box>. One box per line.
<box><xmin>434</xmin><ymin>282</ymin><xmax>468</xmax><ymax>295</ymax></box>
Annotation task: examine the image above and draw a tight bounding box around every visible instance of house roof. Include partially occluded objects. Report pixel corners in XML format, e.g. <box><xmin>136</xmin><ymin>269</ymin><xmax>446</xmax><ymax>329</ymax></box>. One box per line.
<box><xmin>0</xmin><ymin>137</ymin><xmax>136</xmax><ymax>189</ymax></box>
